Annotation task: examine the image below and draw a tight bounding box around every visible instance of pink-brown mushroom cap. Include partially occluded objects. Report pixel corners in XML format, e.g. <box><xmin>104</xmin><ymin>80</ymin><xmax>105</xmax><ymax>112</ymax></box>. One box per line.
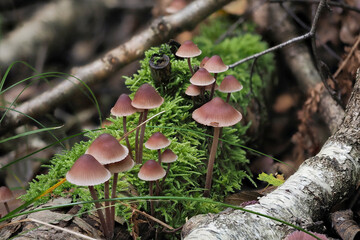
<box><xmin>145</xmin><ymin>132</ymin><xmax>171</xmax><ymax>150</ymax></box>
<box><xmin>86</xmin><ymin>133</ymin><xmax>129</xmax><ymax>165</ymax></box>
<box><xmin>185</xmin><ymin>84</ymin><xmax>201</xmax><ymax>96</ymax></box>
<box><xmin>200</xmin><ymin>56</ymin><xmax>210</xmax><ymax>68</ymax></box>
<box><xmin>131</xmin><ymin>84</ymin><xmax>164</xmax><ymax>110</ymax></box>
<box><xmin>161</xmin><ymin>149</ymin><xmax>178</xmax><ymax>163</ymax></box>
<box><xmin>106</xmin><ymin>155</ymin><xmax>135</xmax><ymax>174</ymax></box>
<box><xmin>219</xmin><ymin>75</ymin><xmax>243</xmax><ymax>93</ymax></box>
<box><xmin>0</xmin><ymin>186</ymin><xmax>14</xmax><ymax>202</ymax></box>
<box><xmin>203</xmin><ymin>55</ymin><xmax>229</xmax><ymax>73</ymax></box>
<box><xmin>192</xmin><ymin>97</ymin><xmax>242</xmax><ymax>127</ymax></box>
<box><xmin>110</xmin><ymin>94</ymin><xmax>137</xmax><ymax>117</ymax></box>
<box><xmin>190</xmin><ymin>68</ymin><xmax>215</xmax><ymax>86</ymax></box>
<box><xmin>138</xmin><ymin>160</ymin><xmax>166</xmax><ymax>181</ymax></box>
<box><xmin>285</xmin><ymin>231</ymin><xmax>328</xmax><ymax>240</ymax></box>
<box><xmin>66</xmin><ymin>154</ymin><xmax>111</xmax><ymax>186</ymax></box>
<box><xmin>175</xmin><ymin>40</ymin><xmax>202</xmax><ymax>58</ymax></box>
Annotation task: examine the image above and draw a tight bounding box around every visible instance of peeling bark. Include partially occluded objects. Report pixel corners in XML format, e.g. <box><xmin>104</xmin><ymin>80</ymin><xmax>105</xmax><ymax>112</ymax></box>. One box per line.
<box><xmin>182</xmin><ymin>70</ymin><xmax>360</xmax><ymax>239</ymax></box>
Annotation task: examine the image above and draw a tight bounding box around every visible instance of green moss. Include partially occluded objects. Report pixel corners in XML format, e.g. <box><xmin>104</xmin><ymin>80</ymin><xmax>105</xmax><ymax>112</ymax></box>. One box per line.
<box><xmin>22</xmin><ymin>17</ymin><xmax>274</xmax><ymax>236</ymax></box>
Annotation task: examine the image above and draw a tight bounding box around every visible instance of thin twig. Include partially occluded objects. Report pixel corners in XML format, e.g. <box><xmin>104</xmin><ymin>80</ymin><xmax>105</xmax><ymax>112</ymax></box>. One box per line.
<box><xmin>333</xmin><ymin>35</ymin><xmax>360</xmax><ymax>78</ymax></box>
<box><xmin>269</xmin><ymin>0</ymin><xmax>360</xmax><ymax>13</ymax></box>
<box><xmin>229</xmin><ymin>0</ymin><xmax>327</xmax><ymax>68</ymax></box>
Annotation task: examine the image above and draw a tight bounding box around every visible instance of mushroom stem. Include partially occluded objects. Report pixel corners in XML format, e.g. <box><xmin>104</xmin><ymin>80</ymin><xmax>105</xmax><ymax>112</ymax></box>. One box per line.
<box><xmin>226</xmin><ymin>93</ymin><xmax>231</xmax><ymax>103</ymax></box>
<box><xmin>204</xmin><ymin>126</ymin><xmax>221</xmax><ymax>197</ymax></box>
<box><xmin>123</xmin><ymin>116</ymin><xmax>133</xmax><ymax>159</ymax></box>
<box><xmin>161</xmin><ymin>163</ymin><xmax>171</xmax><ymax>187</ymax></box>
<box><xmin>3</xmin><ymin>202</ymin><xmax>10</xmax><ymax>214</ymax></box>
<box><xmin>138</xmin><ymin>110</ymin><xmax>149</xmax><ymax>164</ymax></box>
<box><xmin>187</xmin><ymin>58</ymin><xmax>194</xmax><ymax>75</ymax></box>
<box><xmin>209</xmin><ymin>73</ymin><xmax>218</xmax><ymax>99</ymax></box>
<box><xmin>149</xmin><ymin>181</ymin><xmax>154</xmax><ymax>216</ymax></box>
<box><xmin>110</xmin><ymin>173</ymin><xmax>118</xmax><ymax>236</ymax></box>
<box><xmin>104</xmin><ymin>181</ymin><xmax>113</xmax><ymax>238</ymax></box>
<box><xmin>135</xmin><ymin>112</ymin><xmax>143</xmax><ymax>164</ymax></box>
<box><xmin>157</xmin><ymin>149</ymin><xmax>162</xmax><ymax>164</ymax></box>
<box><xmin>88</xmin><ymin>186</ymin><xmax>111</xmax><ymax>239</ymax></box>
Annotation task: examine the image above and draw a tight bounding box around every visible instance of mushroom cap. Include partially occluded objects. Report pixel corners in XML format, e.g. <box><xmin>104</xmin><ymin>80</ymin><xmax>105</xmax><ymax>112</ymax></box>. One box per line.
<box><xmin>161</xmin><ymin>149</ymin><xmax>178</xmax><ymax>163</ymax></box>
<box><xmin>219</xmin><ymin>75</ymin><xmax>243</xmax><ymax>93</ymax></box>
<box><xmin>185</xmin><ymin>84</ymin><xmax>201</xmax><ymax>96</ymax></box>
<box><xmin>285</xmin><ymin>231</ymin><xmax>328</xmax><ymax>240</ymax></box>
<box><xmin>145</xmin><ymin>132</ymin><xmax>171</xmax><ymax>150</ymax></box>
<box><xmin>131</xmin><ymin>84</ymin><xmax>164</xmax><ymax>109</ymax></box>
<box><xmin>203</xmin><ymin>55</ymin><xmax>229</xmax><ymax>73</ymax></box>
<box><xmin>175</xmin><ymin>40</ymin><xmax>202</xmax><ymax>58</ymax></box>
<box><xmin>66</xmin><ymin>154</ymin><xmax>111</xmax><ymax>186</ymax></box>
<box><xmin>200</xmin><ymin>56</ymin><xmax>210</xmax><ymax>68</ymax></box>
<box><xmin>138</xmin><ymin>160</ymin><xmax>166</xmax><ymax>181</ymax></box>
<box><xmin>86</xmin><ymin>133</ymin><xmax>129</xmax><ymax>165</ymax></box>
<box><xmin>0</xmin><ymin>186</ymin><xmax>14</xmax><ymax>202</ymax></box>
<box><xmin>190</xmin><ymin>68</ymin><xmax>215</xmax><ymax>86</ymax></box>
<box><xmin>192</xmin><ymin>97</ymin><xmax>242</xmax><ymax>127</ymax></box>
<box><xmin>106</xmin><ymin>155</ymin><xmax>135</xmax><ymax>174</ymax></box>
<box><xmin>111</xmin><ymin>94</ymin><xmax>137</xmax><ymax>117</ymax></box>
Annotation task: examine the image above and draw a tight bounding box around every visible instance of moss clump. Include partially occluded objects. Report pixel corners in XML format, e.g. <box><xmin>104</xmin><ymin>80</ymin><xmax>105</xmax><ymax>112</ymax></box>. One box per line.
<box><xmin>22</xmin><ymin>17</ymin><xmax>274</xmax><ymax>236</ymax></box>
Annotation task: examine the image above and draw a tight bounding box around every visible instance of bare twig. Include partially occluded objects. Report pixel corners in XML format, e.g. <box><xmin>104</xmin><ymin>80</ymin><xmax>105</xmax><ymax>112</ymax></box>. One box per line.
<box><xmin>269</xmin><ymin>0</ymin><xmax>360</xmax><ymax>13</ymax></box>
<box><xmin>229</xmin><ymin>0</ymin><xmax>326</xmax><ymax>69</ymax></box>
<box><xmin>1</xmin><ymin>0</ymin><xmax>232</xmax><ymax>134</ymax></box>
<box><xmin>333</xmin><ymin>35</ymin><xmax>360</xmax><ymax>78</ymax></box>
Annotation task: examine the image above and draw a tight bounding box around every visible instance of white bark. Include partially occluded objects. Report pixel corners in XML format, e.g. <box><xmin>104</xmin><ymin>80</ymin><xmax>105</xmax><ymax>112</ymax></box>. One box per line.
<box><xmin>182</xmin><ymin>71</ymin><xmax>360</xmax><ymax>239</ymax></box>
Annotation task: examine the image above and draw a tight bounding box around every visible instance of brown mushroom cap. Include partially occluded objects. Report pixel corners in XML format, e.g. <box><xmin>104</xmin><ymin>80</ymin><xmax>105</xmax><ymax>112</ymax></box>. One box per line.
<box><xmin>0</xmin><ymin>186</ymin><xmax>14</xmax><ymax>202</ymax></box>
<box><xmin>111</xmin><ymin>94</ymin><xmax>137</xmax><ymax>117</ymax></box>
<box><xmin>203</xmin><ymin>55</ymin><xmax>229</xmax><ymax>73</ymax></box>
<box><xmin>131</xmin><ymin>84</ymin><xmax>164</xmax><ymax>109</ymax></box>
<box><xmin>190</xmin><ymin>68</ymin><xmax>215</xmax><ymax>86</ymax></box>
<box><xmin>138</xmin><ymin>160</ymin><xmax>166</xmax><ymax>181</ymax></box>
<box><xmin>192</xmin><ymin>97</ymin><xmax>242</xmax><ymax>127</ymax></box>
<box><xmin>145</xmin><ymin>132</ymin><xmax>171</xmax><ymax>150</ymax></box>
<box><xmin>161</xmin><ymin>149</ymin><xmax>178</xmax><ymax>163</ymax></box>
<box><xmin>175</xmin><ymin>40</ymin><xmax>202</xmax><ymax>58</ymax></box>
<box><xmin>219</xmin><ymin>75</ymin><xmax>243</xmax><ymax>93</ymax></box>
<box><xmin>185</xmin><ymin>84</ymin><xmax>201</xmax><ymax>96</ymax></box>
<box><xmin>86</xmin><ymin>133</ymin><xmax>129</xmax><ymax>165</ymax></box>
<box><xmin>106</xmin><ymin>155</ymin><xmax>135</xmax><ymax>174</ymax></box>
<box><xmin>66</xmin><ymin>154</ymin><xmax>111</xmax><ymax>186</ymax></box>
<box><xmin>200</xmin><ymin>56</ymin><xmax>210</xmax><ymax>68</ymax></box>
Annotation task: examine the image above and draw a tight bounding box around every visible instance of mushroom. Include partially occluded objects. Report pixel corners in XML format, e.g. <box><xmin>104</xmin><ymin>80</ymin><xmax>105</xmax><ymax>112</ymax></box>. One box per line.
<box><xmin>203</xmin><ymin>55</ymin><xmax>229</xmax><ymax>99</ymax></box>
<box><xmin>185</xmin><ymin>84</ymin><xmax>201</xmax><ymax>105</ymax></box>
<box><xmin>86</xmin><ymin>133</ymin><xmax>128</xmax><ymax>237</ymax></box>
<box><xmin>0</xmin><ymin>186</ymin><xmax>14</xmax><ymax>214</ymax></box>
<box><xmin>200</xmin><ymin>56</ymin><xmax>210</xmax><ymax>68</ymax></box>
<box><xmin>138</xmin><ymin>160</ymin><xmax>166</xmax><ymax>216</ymax></box>
<box><xmin>175</xmin><ymin>40</ymin><xmax>202</xmax><ymax>75</ymax></box>
<box><xmin>66</xmin><ymin>154</ymin><xmax>111</xmax><ymax>239</ymax></box>
<box><xmin>160</xmin><ymin>149</ymin><xmax>178</xmax><ymax>184</ymax></box>
<box><xmin>219</xmin><ymin>75</ymin><xmax>243</xmax><ymax>103</ymax></box>
<box><xmin>190</xmin><ymin>68</ymin><xmax>215</xmax><ymax>99</ymax></box>
<box><xmin>110</xmin><ymin>94</ymin><xmax>137</xmax><ymax>158</ymax></box>
<box><xmin>131</xmin><ymin>84</ymin><xmax>164</xmax><ymax>164</ymax></box>
<box><xmin>145</xmin><ymin>132</ymin><xmax>171</xmax><ymax>164</ymax></box>
<box><xmin>106</xmin><ymin>155</ymin><xmax>135</xmax><ymax>235</ymax></box>
<box><xmin>192</xmin><ymin>97</ymin><xmax>242</xmax><ymax>197</ymax></box>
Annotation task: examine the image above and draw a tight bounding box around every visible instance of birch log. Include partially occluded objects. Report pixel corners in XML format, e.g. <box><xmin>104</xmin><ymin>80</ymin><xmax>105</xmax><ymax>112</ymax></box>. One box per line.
<box><xmin>182</xmin><ymin>70</ymin><xmax>360</xmax><ymax>239</ymax></box>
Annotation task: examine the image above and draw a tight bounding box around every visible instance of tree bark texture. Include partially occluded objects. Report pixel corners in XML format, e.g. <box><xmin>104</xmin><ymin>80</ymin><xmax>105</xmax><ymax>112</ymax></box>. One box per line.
<box><xmin>181</xmin><ymin>69</ymin><xmax>360</xmax><ymax>239</ymax></box>
<box><xmin>0</xmin><ymin>0</ymin><xmax>232</xmax><ymax>134</ymax></box>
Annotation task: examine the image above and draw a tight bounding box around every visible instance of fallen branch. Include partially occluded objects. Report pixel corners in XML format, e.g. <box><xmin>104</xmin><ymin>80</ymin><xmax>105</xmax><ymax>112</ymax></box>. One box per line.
<box><xmin>182</xmin><ymin>68</ymin><xmax>360</xmax><ymax>239</ymax></box>
<box><xmin>0</xmin><ymin>0</ymin><xmax>232</xmax><ymax>134</ymax></box>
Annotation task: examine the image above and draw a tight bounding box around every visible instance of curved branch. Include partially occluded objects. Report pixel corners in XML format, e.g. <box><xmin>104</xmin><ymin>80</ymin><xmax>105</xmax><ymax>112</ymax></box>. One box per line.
<box><xmin>1</xmin><ymin>0</ymin><xmax>233</xmax><ymax>133</ymax></box>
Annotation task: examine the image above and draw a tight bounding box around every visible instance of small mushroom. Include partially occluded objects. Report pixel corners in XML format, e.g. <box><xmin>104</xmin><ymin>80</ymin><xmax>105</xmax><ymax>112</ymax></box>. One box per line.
<box><xmin>219</xmin><ymin>75</ymin><xmax>243</xmax><ymax>103</ymax></box>
<box><xmin>175</xmin><ymin>40</ymin><xmax>202</xmax><ymax>75</ymax></box>
<box><xmin>203</xmin><ymin>55</ymin><xmax>229</xmax><ymax>99</ymax></box>
<box><xmin>138</xmin><ymin>160</ymin><xmax>166</xmax><ymax>216</ymax></box>
<box><xmin>145</xmin><ymin>132</ymin><xmax>171</xmax><ymax>164</ymax></box>
<box><xmin>192</xmin><ymin>97</ymin><xmax>242</xmax><ymax>197</ymax></box>
<box><xmin>160</xmin><ymin>149</ymin><xmax>178</xmax><ymax>184</ymax></box>
<box><xmin>0</xmin><ymin>186</ymin><xmax>14</xmax><ymax>214</ymax></box>
<box><xmin>66</xmin><ymin>154</ymin><xmax>111</xmax><ymax>239</ymax></box>
<box><xmin>185</xmin><ymin>84</ymin><xmax>201</xmax><ymax>105</ymax></box>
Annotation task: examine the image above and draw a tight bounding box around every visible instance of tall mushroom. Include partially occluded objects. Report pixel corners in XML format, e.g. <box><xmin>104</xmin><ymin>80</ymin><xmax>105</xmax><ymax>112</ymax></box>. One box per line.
<box><xmin>131</xmin><ymin>84</ymin><xmax>164</xmax><ymax>164</ymax></box>
<box><xmin>175</xmin><ymin>40</ymin><xmax>202</xmax><ymax>75</ymax></box>
<box><xmin>219</xmin><ymin>75</ymin><xmax>243</xmax><ymax>103</ymax></box>
<box><xmin>203</xmin><ymin>55</ymin><xmax>229</xmax><ymax>99</ymax></box>
<box><xmin>192</xmin><ymin>97</ymin><xmax>242</xmax><ymax>197</ymax></box>
<box><xmin>138</xmin><ymin>160</ymin><xmax>166</xmax><ymax>216</ymax></box>
<box><xmin>85</xmin><ymin>133</ymin><xmax>128</xmax><ymax>236</ymax></box>
<box><xmin>110</xmin><ymin>94</ymin><xmax>137</xmax><ymax>158</ymax></box>
<box><xmin>66</xmin><ymin>154</ymin><xmax>111</xmax><ymax>239</ymax></box>
<box><xmin>0</xmin><ymin>186</ymin><xmax>14</xmax><ymax>214</ymax></box>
